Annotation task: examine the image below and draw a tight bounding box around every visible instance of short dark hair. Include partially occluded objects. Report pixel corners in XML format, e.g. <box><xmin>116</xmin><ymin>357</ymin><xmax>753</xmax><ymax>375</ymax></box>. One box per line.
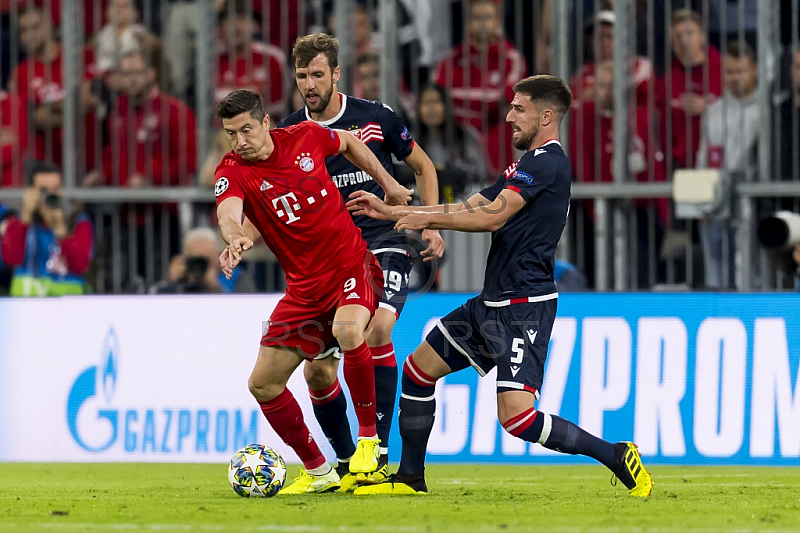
<box><xmin>725</xmin><ymin>40</ymin><xmax>755</xmax><ymax>62</ymax></box>
<box><xmin>512</xmin><ymin>75</ymin><xmax>572</xmax><ymax>119</ymax></box>
<box><xmin>26</xmin><ymin>159</ymin><xmax>62</xmax><ymax>185</ymax></box>
<box><xmin>356</xmin><ymin>51</ymin><xmax>379</xmax><ymax>69</ymax></box>
<box><xmin>217</xmin><ymin>89</ymin><xmax>266</xmax><ymax>121</ymax></box>
<box><xmin>292</xmin><ymin>33</ymin><xmax>339</xmax><ymax>71</ymax></box>
<box><xmin>671</xmin><ymin>8</ymin><xmax>704</xmax><ymax>29</ymax></box>
<box><xmin>19</xmin><ymin>4</ymin><xmax>46</xmax><ymax>18</ymax></box>
<box><xmin>218</xmin><ymin>0</ymin><xmax>260</xmax><ymax>23</ymax></box>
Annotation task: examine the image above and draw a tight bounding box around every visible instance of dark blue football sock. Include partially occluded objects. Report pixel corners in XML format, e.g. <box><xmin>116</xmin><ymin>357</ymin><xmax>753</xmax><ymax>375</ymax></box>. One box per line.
<box><xmin>309</xmin><ymin>380</ymin><xmax>356</xmax><ymax>462</ymax></box>
<box><xmin>542</xmin><ymin>415</ymin><xmax>616</xmax><ymax>469</ymax></box>
<box><xmin>503</xmin><ymin>409</ymin><xmax>616</xmax><ymax>470</ymax></box>
<box><xmin>396</xmin><ymin>358</ymin><xmax>437</xmax><ymax>481</ymax></box>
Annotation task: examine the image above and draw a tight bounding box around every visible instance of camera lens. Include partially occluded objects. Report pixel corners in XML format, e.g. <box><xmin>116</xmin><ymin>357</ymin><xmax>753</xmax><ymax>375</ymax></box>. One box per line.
<box><xmin>43</xmin><ymin>193</ymin><xmax>60</xmax><ymax>209</ymax></box>
<box><xmin>185</xmin><ymin>256</ymin><xmax>209</xmax><ymax>276</ymax></box>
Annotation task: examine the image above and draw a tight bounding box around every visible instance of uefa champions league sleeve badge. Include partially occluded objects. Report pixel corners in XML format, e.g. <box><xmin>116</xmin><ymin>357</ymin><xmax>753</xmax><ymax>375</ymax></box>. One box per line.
<box><xmin>215</xmin><ymin>177</ymin><xmax>229</xmax><ymax>197</ymax></box>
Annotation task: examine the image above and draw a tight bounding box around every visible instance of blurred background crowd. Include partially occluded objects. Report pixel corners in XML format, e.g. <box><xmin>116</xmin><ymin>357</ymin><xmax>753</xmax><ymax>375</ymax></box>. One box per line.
<box><xmin>1</xmin><ymin>0</ymin><xmax>799</xmax><ymax>296</ymax></box>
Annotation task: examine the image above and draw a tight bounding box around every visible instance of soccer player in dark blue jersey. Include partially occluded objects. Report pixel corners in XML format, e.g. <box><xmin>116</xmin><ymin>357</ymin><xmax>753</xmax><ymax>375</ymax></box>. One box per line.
<box><xmin>277</xmin><ymin>33</ymin><xmax>445</xmax><ymax>489</ymax></box>
<box><xmin>349</xmin><ymin>75</ymin><xmax>653</xmax><ymax>497</ymax></box>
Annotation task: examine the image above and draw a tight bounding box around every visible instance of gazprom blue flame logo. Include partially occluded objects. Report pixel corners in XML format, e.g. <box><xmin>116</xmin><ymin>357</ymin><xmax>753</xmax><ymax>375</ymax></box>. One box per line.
<box><xmin>102</xmin><ymin>335</ymin><xmax>117</xmax><ymax>402</ymax></box>
<box><xmin>67</xmin><ymin>329</ymin><xmax>119</xmax><ymax>451</ymax></box>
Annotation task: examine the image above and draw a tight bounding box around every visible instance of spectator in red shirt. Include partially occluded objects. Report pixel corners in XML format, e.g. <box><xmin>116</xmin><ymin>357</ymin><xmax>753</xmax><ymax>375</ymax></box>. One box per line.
<box><xmin>86</xmin><ymin>48</ymin><xmax>195</xmax><ymax>290</ymax></box>
<box><xmin>8</xmin><ymin>5</ymin><xmax>99</xmax><ymax>169</ymax></box>
<box><xmin>433</xmin><ymin>0</ymin><xmax>527</xmax><ymax>175</ymax></box>
<box><xmin>657</xmin><ymin>8</ymin><xmax>723</xmax><ymax>169</ymax></box>
<box><xmin>249</xmin><ymin>0</ymin><xmax>302</xmax><ymax>52</ymax></box>
<box><xmin>98</xmin><ymin>49</ymin><xmax>197</xmax><ymax>187</ymax></box>
<box><xmin>1</xmin><ymin>90</ymin><xmax>29</xmax><ymax>187</ymax></box>
<box><xmin>570</xmin><ymin>10</ymin><xmax>655</xmax><ymax>107</ymax></box>
<box><xmin>215</xmin><ymin>0</ymin><xmax>287</xmax><ymax>120</ymax></box>
<box><xmin>0</xmin><ymin>160</ymin><xmax>93</xmax><ymax>296</ymax></box>
<box><xmin>163</xmin><ymin>0</ymin><xmax>301</xmax><ymax>99</ymax></box>
<box><xmin>570</xmin><ymin>60</ymin><xmax>668</xmax><ymax>288</ymax></box>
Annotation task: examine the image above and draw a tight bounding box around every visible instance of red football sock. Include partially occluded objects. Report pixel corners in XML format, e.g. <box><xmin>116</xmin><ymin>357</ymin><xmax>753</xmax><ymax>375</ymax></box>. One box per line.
<box><xmin>371</xmin><ymin>342</ymin><xmax>397</xmax><ymax>367</ymax></box>
<box><xmin>258</xmin><ymin>388</ymin><xmax>327</xmax><ymax>471</ymax></box>
<box><xmin>342</xmin><ymin>341</ymin><xmax>377</xmax><ymax>438</ymax></box>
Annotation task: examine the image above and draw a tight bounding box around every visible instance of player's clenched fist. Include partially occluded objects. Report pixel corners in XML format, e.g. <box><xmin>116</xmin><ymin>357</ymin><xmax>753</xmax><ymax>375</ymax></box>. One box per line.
<box><xmin>227</xmin><ymin>236</ymin><xmax>253</xmax><ymax>264</ymax></box>
<box><xmin>383</xmin><ymin>182</ymin><xmax>414</xmax><ymax>206</ymax></box>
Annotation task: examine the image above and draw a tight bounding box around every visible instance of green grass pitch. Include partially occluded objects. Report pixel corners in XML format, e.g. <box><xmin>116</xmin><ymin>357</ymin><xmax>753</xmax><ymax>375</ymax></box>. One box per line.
<box><xmin>1</xmin><ymin>463</ymin><xmax>799</xmax><ymax>532</ymax></box>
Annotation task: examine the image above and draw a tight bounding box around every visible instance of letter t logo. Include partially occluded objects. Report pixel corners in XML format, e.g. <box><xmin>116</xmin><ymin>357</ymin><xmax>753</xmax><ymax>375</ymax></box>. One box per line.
<box><xmin>272</xmin><ymin>192</ymin><xmax>301</xmax><ymax>224</ymax></box>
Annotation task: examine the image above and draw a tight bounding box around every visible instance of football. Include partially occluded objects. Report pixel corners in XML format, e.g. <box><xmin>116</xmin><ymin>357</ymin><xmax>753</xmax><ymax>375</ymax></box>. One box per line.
<box><xmin>228</xmin><ymin>444</ymin><xmax>287</xmax><ymax>498</ymax></box>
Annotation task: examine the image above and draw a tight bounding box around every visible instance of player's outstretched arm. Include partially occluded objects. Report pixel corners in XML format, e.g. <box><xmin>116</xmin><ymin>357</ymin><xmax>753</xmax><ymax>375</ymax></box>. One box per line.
<box><xmin>347</xmin><ymin>190</ymin><xmax>490</xmax><ymax>220</ymax></box>
<box><xmin>395</xmin><ymin>189</ymin><xmax>526</xmax><ymax>233</ymax></box>
<box><xmin>346</xmin><ymin>191</ymin><xmax>397</xmax><ymax>220</ymax></box>
<box><xmin>217</xmin><ymin>197</ymin><xmax>253</xmax><ymax>266</ymax></box>
<box><xmin>336</xmin><ymin>130</ymin><xmax>414</xmax><ymax>205</ymax></box>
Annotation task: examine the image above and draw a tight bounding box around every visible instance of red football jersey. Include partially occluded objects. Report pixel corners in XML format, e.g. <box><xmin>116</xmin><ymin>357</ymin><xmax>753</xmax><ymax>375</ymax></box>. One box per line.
<box><xmin>434</xmin><ymin>38</ymin><xmax>527</xmax><ymax>174</ymax></box>
<box><xmin>9</xmin><ymin>46</ymin><xmax>98</xmax><ymax>167</ymax></box>
<box><xmin>1</xmin><ymin>90</ymin><xmax>29</xmax><ymax>187</ymax></box>
<box><xmin>215</xmin><ymin>42</ymin><xmax>286</xmax><ymax>117</ymax></box>
<box><xmin>103</xmin><ymin>88</ymin><xmax>197</xmax><ymax>186</ymax></box>
<box><xmin>656</xmin><ymin>46</ymin><xmax>723</xmax><ymax>168</ymax></box>
<box><xmin>569</xmin><ymin>100</ymin><xmax>669</xmax><ymax>224</ymax></box>
<box><xmin>214</xmin><ymin>122</ymin><xmax>368</xmax><ymax>299</ymax></box>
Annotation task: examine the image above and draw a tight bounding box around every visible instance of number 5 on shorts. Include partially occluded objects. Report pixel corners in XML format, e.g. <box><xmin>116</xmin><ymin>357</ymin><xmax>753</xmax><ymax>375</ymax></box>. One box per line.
<box><xmin>511</xmin><ymin>338</ymin><xmax>524</xmax><ymax>364</ymax></box>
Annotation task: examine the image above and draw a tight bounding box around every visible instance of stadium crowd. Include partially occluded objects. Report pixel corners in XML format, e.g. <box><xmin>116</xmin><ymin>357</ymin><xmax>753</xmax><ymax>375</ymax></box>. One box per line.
<box><xmin>1</xmin><ymin>0</ymin><xmax>800</xmax><ymax>296</ymax></box>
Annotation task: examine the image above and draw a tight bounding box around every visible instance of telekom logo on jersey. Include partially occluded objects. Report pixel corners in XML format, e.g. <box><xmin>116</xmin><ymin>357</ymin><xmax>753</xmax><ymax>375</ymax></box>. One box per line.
<box><xmin>270</xmin><ymin>187</ymin><xmax>329</xmax><ymax>224</ymax></box>
<box><xmin>272</xmin><ymin>193</ymin><xmax>302</xmax><ymax>224</ymax></box>
<box><xmin>216</xmin><ymin>170</ymin><xmax>333</xmax><ymax>225</ymax></box>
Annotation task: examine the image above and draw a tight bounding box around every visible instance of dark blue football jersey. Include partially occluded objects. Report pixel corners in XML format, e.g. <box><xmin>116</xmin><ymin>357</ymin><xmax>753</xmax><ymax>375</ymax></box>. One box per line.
<box><xmin>278</xmin><ymin>94</ymin><xmax>415</xmax><ymax>247</ymax></box>
<box><xmin>477</xmin><ymin>140</ymin><xmax>571</xmax><ymax>302</ymax></box>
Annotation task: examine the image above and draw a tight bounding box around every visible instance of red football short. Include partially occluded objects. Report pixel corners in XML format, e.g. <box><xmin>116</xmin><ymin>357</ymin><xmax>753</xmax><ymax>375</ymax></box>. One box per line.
<box><xmin>261</xmin><ymin>251</ymin><xmax>384</xmax><ymax>359</ymax></box>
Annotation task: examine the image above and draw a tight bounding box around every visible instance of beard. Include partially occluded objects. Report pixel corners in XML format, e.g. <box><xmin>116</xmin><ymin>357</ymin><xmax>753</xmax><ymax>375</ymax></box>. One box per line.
<box><xmin>512</xmin><ymin>125</ymin><xmax>538</xmax><ymax>151</ymax></box>
<box><xmin>305</xmin><ymin>84</ymin><xmax>334</xmax><ymax>113</ymax></box>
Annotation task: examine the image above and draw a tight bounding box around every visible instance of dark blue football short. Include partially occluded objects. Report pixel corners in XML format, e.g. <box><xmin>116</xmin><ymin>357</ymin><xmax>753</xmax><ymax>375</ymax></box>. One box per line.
<box><xmin>426</xmin><ymin>295</ymin><xmax>558</xmax><ymax>396</ymax></box>
<box><xmin>371</xmin><ymin>247</ymin><xmax>412</xmax><ymax>318</ymax></box>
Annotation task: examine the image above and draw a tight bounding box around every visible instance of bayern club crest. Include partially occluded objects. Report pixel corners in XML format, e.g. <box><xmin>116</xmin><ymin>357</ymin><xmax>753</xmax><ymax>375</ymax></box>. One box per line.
<box><xmin>295</xmin><ymin>153</ymin><xmax>314</xmax><ymax>172</ymax></box>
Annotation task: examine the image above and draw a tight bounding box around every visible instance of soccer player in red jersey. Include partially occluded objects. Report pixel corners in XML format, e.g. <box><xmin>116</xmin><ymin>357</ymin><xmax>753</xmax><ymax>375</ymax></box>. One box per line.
<box><xmin>280</xmin><ymin>33</ymin><xmax>444</xmax><ymax>489</ymax></box>
<box><xmin>214</xmin><ymin>89</ymin><xmax>413</xmax><ymax>494</ymax></box>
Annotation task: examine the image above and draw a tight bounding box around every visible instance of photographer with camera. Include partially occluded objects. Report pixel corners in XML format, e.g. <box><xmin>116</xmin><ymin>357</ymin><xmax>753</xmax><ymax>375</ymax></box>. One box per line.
<box><xmin>151</xmin><ymin>227</ymin><xmax>255</xmax><ymax>294</ymax></box>
<box><xmin>757</xmin><ymin>211</ymin><xmax>800</xmax><ymax>292</ymax></box>
<box><xmin>0</xmin><ymin>161</ymin><xmax>93</xmax><ymax>296</ymax></box>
